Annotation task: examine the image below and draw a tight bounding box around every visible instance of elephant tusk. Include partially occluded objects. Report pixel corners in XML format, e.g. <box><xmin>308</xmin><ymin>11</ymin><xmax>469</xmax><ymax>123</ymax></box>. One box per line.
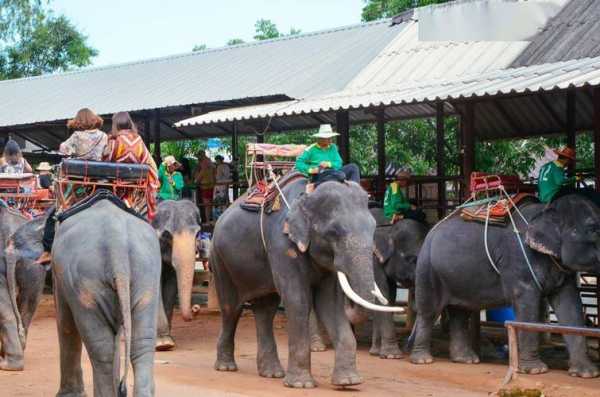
<box><xmin>337</xmin><ymin>272</ymin><xmax>404</xmax><ymax>313</ymax></box>
<box><xmin>371</xmin><ymin>283</ymin><xmax>389</xmax><ymax>305</ymax></box>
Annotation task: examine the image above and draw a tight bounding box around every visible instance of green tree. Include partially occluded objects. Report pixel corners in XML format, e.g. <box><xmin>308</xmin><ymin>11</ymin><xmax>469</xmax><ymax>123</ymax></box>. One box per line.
<box><xmin>226</xmin><ymin>38</ymin><xmax>245</xmax><ymax>46</ymax></box>
<box><xmin>0</xmin><ymin>0</ymin><xmax>97</xmax><ymax>79</ymax></box>
<box><xmin>253</xmin><ymin>19</ymin><xmax>300</xmax><ymax>40</ymax></box>
<box><xmin>192</xmin><ymin>44</ymin><xmax>207</xmax><ymax>52</ymax></box>
<box><xmin>362</xmin><ymin>0</ymin><xmax>452</xmax><ymax>21</ymax></box>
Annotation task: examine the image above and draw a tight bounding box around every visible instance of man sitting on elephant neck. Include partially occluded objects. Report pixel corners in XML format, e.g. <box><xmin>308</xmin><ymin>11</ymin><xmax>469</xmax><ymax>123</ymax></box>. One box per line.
<box><xmin>295</xmin><ymin>124</ymin><xmax>360</xmax><ymax>187</ymax></box>
<box><xmin>384</xmin><ymin>168</ymin><xmax>426</xmax><ymax>224</ymax></box>
<box><xmin>538</xmin><ymin>146</ymin><xmax>578</xmax><ymax>203</ymax></box>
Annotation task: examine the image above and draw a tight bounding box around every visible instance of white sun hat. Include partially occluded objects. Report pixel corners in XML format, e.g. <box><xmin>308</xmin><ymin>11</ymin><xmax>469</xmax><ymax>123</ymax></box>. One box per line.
<box><xmin>311</xmin><ymin>124</ymin><xmax>340</xmax><ymax>139</ymax></box>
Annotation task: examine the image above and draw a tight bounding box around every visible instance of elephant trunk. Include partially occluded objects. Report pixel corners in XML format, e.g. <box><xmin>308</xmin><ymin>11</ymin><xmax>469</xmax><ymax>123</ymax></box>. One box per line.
<box><xmin>172</xmin><ymin>230</ymin><xmax>197</xmax><ymax>322</ymax></box>
<box><xmin>5</xmin><ymin>241</ymin><xmax>25</xmax><ymax>348</ymax></box>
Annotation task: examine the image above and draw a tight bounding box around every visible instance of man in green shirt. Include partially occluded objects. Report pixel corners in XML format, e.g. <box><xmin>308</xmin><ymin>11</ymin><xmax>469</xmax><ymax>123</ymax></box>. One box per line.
<box><xmin>295</xmin><ymin>124</ymin><xmax>360</xmax><ymax>183</ymax></box>
<box><xmin>158</xmin><ymin>156</ymin><xmax>184</xmax><ymax>201</ymax></box>
<box><xmin>538</xmin><ymin>147</ymin><xmax>576</xmax><ymax>203</ymax></box>
<box><xmin>383</xmin><ymin>169</ymin><xmax>425</xmax><ymax>223</ymax></box>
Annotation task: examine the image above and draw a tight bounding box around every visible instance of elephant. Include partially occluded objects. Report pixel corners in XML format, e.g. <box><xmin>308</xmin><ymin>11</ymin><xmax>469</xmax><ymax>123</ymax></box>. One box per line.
<box><xmin>370</xmin><ymin>212</ymin><xmax>428</xmax><ymax>359</ymax></box>
<box><xmin>0</xmin><ymin>209</ymin><xmax>46</xmax><ymax>371</ymax></box>
<box><xmin>410</xmin><ymin>193</ymin><xmax>600</xmax><ymax>378</ymax></box>
<box><xmin>210</xmin><ymin>175</ymin><xmax>402</xmax><ymax>389</ymax></box>
<box><xmin>151</xmin><ymin>199</ymin><xmax>201</xmax><ymax>351</ymax></box>
<box><xmin>51</xmin><ymin>199</ymin><xmax>161</xmax><ymax>397</ymax></box>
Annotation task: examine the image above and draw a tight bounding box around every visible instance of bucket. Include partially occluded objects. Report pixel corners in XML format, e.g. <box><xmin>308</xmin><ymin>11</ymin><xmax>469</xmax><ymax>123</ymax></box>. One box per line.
<box><xmin>486</xmin><ymin>307</ymin><xmax>515</xmax><ymax>323</ymax></box>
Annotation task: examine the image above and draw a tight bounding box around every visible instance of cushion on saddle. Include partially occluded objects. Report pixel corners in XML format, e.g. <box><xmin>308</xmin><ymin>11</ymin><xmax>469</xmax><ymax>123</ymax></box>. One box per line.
<box><xmin>241</xmin><ymin>171</ymin><xmax>305</xmax><ymax>213</ymax></box>
<box><xmin>57</xmin><ymin>189</ymin><xmax>147</xmax><ymax>223</ymax></box>
<box><xmin>61</xmin><ymin>159</ymin><xmax>149</xmax><ymax>181</ymax></box>
<box><xmin>460</xmin><ymin>193</ymin><xmax>537</xmax><ymax>225</ymax></box>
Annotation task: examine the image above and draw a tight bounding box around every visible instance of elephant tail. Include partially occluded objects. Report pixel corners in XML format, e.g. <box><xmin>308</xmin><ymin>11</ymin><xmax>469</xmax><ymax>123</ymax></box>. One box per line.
<box><xmin>114</xmin><ymin>273</ymin><xmax>132</xmax><ymax>397</ymax></box>
<box><xmin>6</xmin><ymin>240</ymin><xmax>25</xmax><ymax>348</ymax></box>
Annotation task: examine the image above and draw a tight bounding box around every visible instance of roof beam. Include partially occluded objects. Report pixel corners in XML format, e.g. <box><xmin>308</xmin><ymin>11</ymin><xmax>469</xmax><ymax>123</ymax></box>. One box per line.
<box><xmin>13</xmin><ymin>132</ymin><xmax>52</xmax><ymax>152</ymax></box>
<box><xmin>42</xmin><ymin>127</ymin><xmax>66</xmax><ymax>143</ymax></box>
<box><xmin>537</xmin><ymin>95</ymin><xmax>565</xmax><ymax>129</ymax></box>
<box><xmin>159</xmin><ymin>119</ymin><xmax>193</xmax><ymax>139</ymax></box>
<box><xmin>492</xmin><ymin>100</ymin><xmax>521</xmax><ymax>133</ymax></box>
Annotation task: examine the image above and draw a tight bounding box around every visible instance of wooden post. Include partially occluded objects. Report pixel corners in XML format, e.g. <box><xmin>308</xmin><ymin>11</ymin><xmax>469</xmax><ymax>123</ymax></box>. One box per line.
<box><xmin>594</xmin><ymin>87</ymin><xmax>600</xmax><ymax>192</ymax></box>
<box><xmin>153</xmin><ymin>109</ymin><xmax>161</xmax><ymax>163</ymax></box>
<box><xmin>462</xmin><ymin>103</ymin><xmax>475</xmax><ymax>193</ymax></box>
<box><xmin>143</xmin><ymin>117</ymin><xmax>151</xmax><ymax>147</ymax></box>
<box><xmin>376</xmin><ymin>108</ymin><xmax>386</xmax><ymax>201</ymax></box>
<box><xmin>469</xmin><ymin>310</ymin><xmax>481</xmax><ymax>356</ymax></box>
<box><xmin>436</xmin><ymin>102</ymin><xmax>446</xmax><ymax>219</ymax></box>
<box><xmin>256</xmin><ymin>132</ymin><xmax>265</xmax><ymax>144</ymax></box>
<box><xmin>566</xmin><ymin>90</ymin><xmax>577</xmax><ymax>173</ymax></box>
<box><xmin>232</xmin><ymin>121</ymin><xmax>240</xmax><ymax>200</ymax></box>
<box><xmin>336</xmin><ymin>110</ymin><xmax>350</xmax><ymax>163</ymax></box>
<box><xmin>503</xmin><ymin>323</ymin><xmax>519</xmax><ymax>385</ymax></box>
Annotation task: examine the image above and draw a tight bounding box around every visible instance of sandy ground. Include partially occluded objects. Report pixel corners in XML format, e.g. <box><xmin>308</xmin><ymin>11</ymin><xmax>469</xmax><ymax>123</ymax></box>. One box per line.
<box><xmin>1</xmin><ymin>296</ymin><xmax>600</xmax><ymax>397</ymax></box>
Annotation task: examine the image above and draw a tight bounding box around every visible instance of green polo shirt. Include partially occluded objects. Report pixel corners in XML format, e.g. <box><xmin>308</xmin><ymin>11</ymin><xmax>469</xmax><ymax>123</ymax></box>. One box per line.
<box><xmin>295</xmin><ymin>143</ymin><xmax>343</xmax><ymax>176</ymax></box>
<box><xmin>538</xmin><ymin>161</ymin><xmax>574</xmax><ymax>203</ymax></box>
<box><xmin>158</xmin><ymin>163</ymin><xmax>184</xmax><ymax>200</ymax></box>
<box><xmin>383</xmin><ymin>182</ymin><xmax>411</xmax><ymax>219</ymax></box>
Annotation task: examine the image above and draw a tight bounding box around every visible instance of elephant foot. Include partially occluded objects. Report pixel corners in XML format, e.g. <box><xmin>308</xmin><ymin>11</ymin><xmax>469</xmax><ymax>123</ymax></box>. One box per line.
<box><xmin>0</xmin><ymin>357</ymin><xmax>24</xmax><ymax>371</ymax></box>
<box><xmin>258</xmin><ymin>361</ymin><xmax>285</xmax><ymax>378</ymax></box>
<box><xmin>155</xmin><ymin>335</ymin><xmax>176</xmax><ymax>351</ymax></box>
<box><xmin>56</xmin><ymin>391</ymin><xmax>87</xmax><ymax>397</ymax></box>
<box><xmin>332</xmin><ymin>369</ymin><xmax>362</xmax><ymax>387</ymax></box>
<box><xmin>410</xmin><ymin>350</ymin><xmax>434</xmax><ymax>365</ymax></box>
<box><xmin>568</xmin><ymin>361</ymin><xmax>600</xmax><ymax>378</ymax></box>
<box><xmin>518</xmin><ymin>358</ymin><xmax>548</xmax><ymax>375</ymax></box>
<box><xmin>450</xmin><ymin>348</ymin><xmax>480</xmax><ymax>364</ymax></box>
<box><xmin>214</xmin><ymin>359</ymin><xmax>238</xmax><ymax>372</ymax></box>
<box><xmin>311</xmin><ymin>339</ymin><xmax>327</xmax><ymax>352</ymax></box>
<box><xmin>378</xmin><ymin>344</ymin><xmax>403</xmax><ymax>359</ymax></box>
<box><xmin>283</xmin><ymin>372</ymin><xmax>317</xmax><ymax>388</ymax></box>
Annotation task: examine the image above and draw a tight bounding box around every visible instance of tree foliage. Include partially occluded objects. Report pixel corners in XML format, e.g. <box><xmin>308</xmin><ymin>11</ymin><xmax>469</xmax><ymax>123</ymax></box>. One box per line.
<box><xmin>362</xmin><ymin>0</ymin><xmax>451</xmax><ymax>21</ymax></box>
<box><xmin>192</xmin><ymin>44</ymin><xmax>207</xmax><ymax>52</ymax></box>
<box><xmin>226</xmin><ymin>38</ymin><xmax>245</xmax><ymax>46</ymax></box>
<box><xmin>0</xmin><ymin>0</ymin><xmax>97</xmax><ymax>79</ymax></box>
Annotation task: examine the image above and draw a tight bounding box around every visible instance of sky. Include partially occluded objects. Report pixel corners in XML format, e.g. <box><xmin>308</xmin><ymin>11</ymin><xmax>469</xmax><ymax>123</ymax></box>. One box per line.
<box><xmin>52</xmin><ymin>0</ymin><xmax>366</xmax><ymax>67</ymax></box>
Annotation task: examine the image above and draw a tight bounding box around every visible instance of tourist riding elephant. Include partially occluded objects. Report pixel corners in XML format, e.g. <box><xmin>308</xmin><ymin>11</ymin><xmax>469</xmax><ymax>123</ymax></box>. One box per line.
<box><xmin>410</xmin><ymin>194</ymin><xmax>600</xmax><ymax>378</ymax></box>
<box><xmin>151</xmin><ymin>199</ymin><xmax>201</xmax><ymax>351</ymax></box>
<box><xmin>210</xmin><ymin>174</ymin><xmax>402</xmax><ymax>389</ymax></box>
<box><xmin>370</xmin><ymin>212</ymin><xmax>428</xmax><ymax>359</ymax></box>
<box><xmin>52</xmin><ymin>199</ymin><xmax>161</xmax><ymax>397</ymax></box>
<box><xmin>0</xmin><ymin>209</ymin><xmax>46</xmax><ymax>371</ymax></box>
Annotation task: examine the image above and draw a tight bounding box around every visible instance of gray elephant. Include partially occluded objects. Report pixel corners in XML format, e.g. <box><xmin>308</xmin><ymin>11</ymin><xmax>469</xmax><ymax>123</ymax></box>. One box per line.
<box><xmin>52</xmin><ymin>199</ymin><xmax>161</xmax><ymax>397</ymax></box>
<box><xmin>0</xmin><ymin>209</ymin><xmax>46</xmax><ymax>371</ymax></box>
<box><xmin>370</xmin><ymin>212</ymin><xmax>428</xmax><ymax>359</ymax></box>
<box><xmin>151</xmin><ymin>199</ymin><xmax>201</xmax><ymax>351</ymax></box>
<box><xmin>411</xmin><ymin>194</ymin><xmax>600</xmax><ymax>378</ymax></box>
<box><xmin>210</xmin><ymin>176</ymin><xmax>401</xmax><ymax>388</ymax></box>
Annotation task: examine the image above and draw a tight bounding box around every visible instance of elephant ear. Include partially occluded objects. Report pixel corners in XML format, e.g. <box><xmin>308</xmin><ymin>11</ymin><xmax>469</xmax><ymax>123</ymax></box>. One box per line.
<box><xmin>525</xmin><ymin>207</ymin><xmax>561</xmax><ymax>258</ymax></box>
<box><xmin>284</xmin><ymin>197</ymin><xmax>310</xmax><ymax>253</ymax></box>
<box><xmin>373</xmin><ymin>235</ymin><xmax>393</xmax><ymax>264</ymax></box>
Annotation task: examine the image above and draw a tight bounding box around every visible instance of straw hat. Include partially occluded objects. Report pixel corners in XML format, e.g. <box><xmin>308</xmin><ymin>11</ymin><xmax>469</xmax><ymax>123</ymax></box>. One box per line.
<box><xmin>395</xmin><ymin>167</ymin><xmax>412</xmax><ymax>179</ymax></box>
<box><xmin>36</xmin><ymin>162</ymin><xmax>52</xmax><ymax>171</ymax></box>
<box><xmin>312</xmin><ymin>124</ymin><xmax>339</xmax><ymax>139</ymax></box>
<box><xmin>554</xmin><ymin>146</ymin><xmax>575</xmax><ymax>160</ymax></box>
<box><xmin>163</xmin><ymin>155</ymin><xmax>180</xmax><ymax>167</ymax></box>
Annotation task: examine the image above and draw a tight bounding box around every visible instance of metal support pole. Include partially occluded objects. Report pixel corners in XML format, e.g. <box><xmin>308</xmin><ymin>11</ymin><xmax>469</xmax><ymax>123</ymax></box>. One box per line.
<box><xmin>376</xmin><ymin>108</ymin><xmax>386</xmax><ymax>201</ymax></box>
<box><xmin>462</xmin><ymin>103</ymin><xmax>475</xmax><ymax>193</ymax></box>
<box><xmin>336</xmin><ymin>110</ymin><xmax>350</xmax><ymax>163</ymax></box>
<box><xmin>566</xmin><ymin>90</ymin><xmax>577</xmax><ymax>173</ymax></box>
<box><xmin>153</xmin><ymin>109</ymin><xmax>161</xmax><ymax>163</ymax></box>
<box><xmin>436</xmin><ymin>102</ymin><xmax>446</xmax><ymax>219</ymax></box>
<box><xmin>232</xmin><ymin>121</ymin><xmax>240</xmax><ymax>200</ymax></box>
<box><xmin>143</xmin><ymin>117</ymin><xmax>151</xmax><ymax>147</ymax></box>
<box><xmin>593</xmin><ymin>87</ymin><xmax>600</xmax><ymax>192</ymax></box>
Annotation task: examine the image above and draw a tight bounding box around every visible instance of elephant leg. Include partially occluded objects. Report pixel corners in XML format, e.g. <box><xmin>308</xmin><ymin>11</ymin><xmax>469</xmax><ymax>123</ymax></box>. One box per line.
<box><xmin>314</xmin><ymin>274</ymin><xmax>362</xmax><ymax>387</ymax></box>
<box><xmin>409</xmin><ymin>310</ymin><xmax>437</xmax><ymax>365</ymax></box>
<box><xmin>213</xmin><ymin>262</ymin><xmax>242</xmax><ymax>372</ymax></box>
<box><xmin>54</xmin><ymin>286</ymin><xmax>86</xmax><ymax>397</ymax></box>
<box><xmin>0</xmin><ymin>278</ymin><xmax>24</xmax><ymax>371</ymax></box>
<box><xmin>448</xmin><ymin>307</ymin><xmax>480</xmax><ymax>364</ymax></box>
<box><xmin>309</xmin><ymin>309</ymin><xmax>328</xmax><ymax>352</ymax></box>
<box><xmin>17</xmin><ymin>266</ymin><xmax>46</xmax><ymax>349</ymax></box>
<box><xmin>369</xmin><ymin>312</ymin><xmax>382</xmax><ymax>356</ymax></box>
<box><xmin>132</xmin><ymin>296</ymin><xmax>159</xmax><ymax>397</ymax></box>
<box><xmin>549</xmin><ymin>280</ymin><xmax>599</xmax><ymax>378</ymax></box>
<box><xmin>156</xmin><ymin>267</ymin><xmax>176</xmax><ymax>351</ymax></box>
<box><xmin>252</xmin><ymin>293</ymin><xmax>284</xmax><ymax>378</ymax></box>
<box><xmin>513</xmin><ymin>292</ymin><xmax>548</xmax><ymax>375</ymax></box>
<box><xmin>376</xmin><ymin>280</ymin><xmax>402</xmax><ymax>359</ymax></box>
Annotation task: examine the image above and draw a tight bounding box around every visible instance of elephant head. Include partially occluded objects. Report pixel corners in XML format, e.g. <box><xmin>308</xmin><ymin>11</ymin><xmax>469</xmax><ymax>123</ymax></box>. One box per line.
<box><xmin>285</xmin><ymin>181</ymin><xmax>403</xmax><ymax>321</ymax></box>
<box><xmin>373</xmin><ymin>218</ymin><xmax>428</xmax><ymax>288</ymax></box>
<box><xmin>152</xmin><ymin>200</ymin><xmax>201</xmax><ymax>322</ymax></box>
<box><xmin>526</xmin><ymin>194</ymin><xmax>600</xmax><ymax>273</ymax></box>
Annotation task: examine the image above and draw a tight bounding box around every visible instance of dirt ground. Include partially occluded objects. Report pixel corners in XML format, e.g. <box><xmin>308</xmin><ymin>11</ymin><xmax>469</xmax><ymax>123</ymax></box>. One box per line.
<box><xmin>2</xmin><ymin>296</ymin><xmax>600</xmax><ymax>397</ymax></box>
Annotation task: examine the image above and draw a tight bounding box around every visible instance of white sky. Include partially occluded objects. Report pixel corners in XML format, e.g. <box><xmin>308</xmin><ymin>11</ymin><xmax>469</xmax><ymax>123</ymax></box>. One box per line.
<box><xmin>52</xmin><ymin>0</ymin><xmax>366</xmax><ymax>67</ymax></box>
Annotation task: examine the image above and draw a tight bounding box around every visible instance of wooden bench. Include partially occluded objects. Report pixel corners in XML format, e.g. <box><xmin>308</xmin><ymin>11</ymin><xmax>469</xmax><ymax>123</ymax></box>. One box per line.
<box><xmin>503</xmin><ymin>320</ymin><xmax>600</xmax><ymax>385</ymax></box>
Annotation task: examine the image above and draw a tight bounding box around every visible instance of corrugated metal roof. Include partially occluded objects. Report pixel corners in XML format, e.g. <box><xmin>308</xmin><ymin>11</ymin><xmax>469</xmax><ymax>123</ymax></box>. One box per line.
<box><xmin>176</xmin><ymin>57</ymin><xmax>600</xmax><ymax>128</ymax></box>
<box><xmin>512</xmin><ymin>0</ymin><xmax>600</xmax><ymax>67</ymax></box>
<box><xmin>0</xmin><ymin>19</ymin><xmax>401</xmax><ymax>128</ymax></box>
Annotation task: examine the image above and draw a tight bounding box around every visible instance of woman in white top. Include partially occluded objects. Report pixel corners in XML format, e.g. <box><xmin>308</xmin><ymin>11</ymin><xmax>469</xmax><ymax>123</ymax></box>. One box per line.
<box><xmin>59</xmin><ymin>108</ymin><xmax>107</xmax><ymax>160</ymax></box>
<box><xmin>0</xmin><ymin>139</ymin><xmax>33</xmax><ymax>174</ymax></box>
